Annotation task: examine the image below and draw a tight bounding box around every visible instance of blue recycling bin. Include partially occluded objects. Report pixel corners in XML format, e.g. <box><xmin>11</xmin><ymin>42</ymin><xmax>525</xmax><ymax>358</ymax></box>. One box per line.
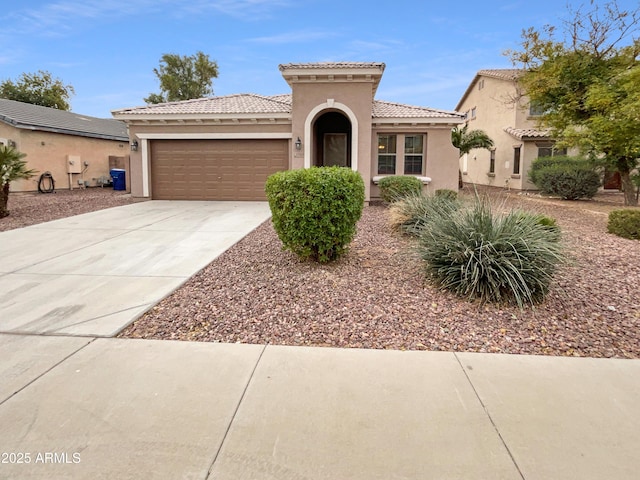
<box><xmin>110</xmin><ymin>169</ymin><xmax>126</xmax><ymax>191</ymax></box>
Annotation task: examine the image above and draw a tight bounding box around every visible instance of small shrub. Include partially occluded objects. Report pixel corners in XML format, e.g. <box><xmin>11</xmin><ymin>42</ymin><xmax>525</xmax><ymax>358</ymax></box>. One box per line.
<box><xmin>607</xmin><ymin>209</ymin><xmax>640</xmax><ymax>240</ymax></box>
<box><xmin>378</xmin><ymin>176</ymin><xmax>423</xmax><ymax>203</ymax></box>
<box><xmin>417</xmin><ymin>196</ymin><xmax>564</xmax><ymax>307</ymax></box>
<box><xmin>389</xmin><ymin>192</ymin><xmax>460</xmax><ymax>236</ymax></box>
<box><xmin>265</xmin><ymin>166</ymin><xmax>365</xmax><ymax>263</ymax></box>
<box><xmin>435</xmin><ymin>189</ymin><xmax>458</xmax><ymax>201</ymax></box>
<box><xmin>529</xmin><ymin>156</ymin><xmax>600</xmax><ymax>200</ymax></box>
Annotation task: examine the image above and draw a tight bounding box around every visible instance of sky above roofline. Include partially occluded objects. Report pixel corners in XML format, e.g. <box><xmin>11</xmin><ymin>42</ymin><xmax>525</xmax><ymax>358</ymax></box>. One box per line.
<box><xmin>2</xmin><ymin>1</ymin><xmax>639</xmax><ymax>118</ymax></box>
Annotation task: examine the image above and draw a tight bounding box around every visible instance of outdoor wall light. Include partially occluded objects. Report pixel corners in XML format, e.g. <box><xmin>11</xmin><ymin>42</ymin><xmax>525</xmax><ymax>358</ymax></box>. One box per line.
<box><xmin>295</xmin><ymin>137</ymin><xmax>302</xmax><ymax>150</ymax></box>
<box><xmin>130</xmin><ymin>140</ymin><xmax>139</xmax><ymax>151</ymax></box>
<box><xmin>8</xmin><ymin>140</ymin><xmax>16</xmax><ymax>147</ymax></box>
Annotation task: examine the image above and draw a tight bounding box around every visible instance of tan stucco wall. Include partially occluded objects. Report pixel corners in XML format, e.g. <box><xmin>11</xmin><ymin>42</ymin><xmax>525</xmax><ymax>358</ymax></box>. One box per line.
<box><xmin>457</xmin><ymin>75</ymin><xmax>540</xmax><ymax>190</ymax></box>
<box><xmin>0</xmin><ymin>122</ymin><xmax>128</xmax><ymax>192</ymax></box>
<box><xmin>289</xmin><ymin>81</ymin><xmax>373</xmax><ymax>199</ymax></box>
<box><xmin>369</xmin><ymin>126</ymin><xmax>459</xmax><ymax>198</ymax></box>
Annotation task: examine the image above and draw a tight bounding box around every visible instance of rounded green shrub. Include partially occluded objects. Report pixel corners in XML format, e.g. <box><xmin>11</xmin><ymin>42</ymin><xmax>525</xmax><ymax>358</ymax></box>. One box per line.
<box><xmin>607</xmin><ymin>209</ymin><xmax>640</xmax><ymax>240</ymax></box>
<box><xmin>378</xmin><ymin>175</ymin><xmax>423</xmax><ymax>203</ymax></box>
<box><xmin>435</xmin><ymin>189</ymin><xmax>458</xmax><ymax>201</ymax></box>
<box><xmin>417</xmin><ymin>196</ymin><xmax>564</xmax><ymax>307</ymax></box>
<box><xmin>265</xmin><ymin>166</ymin><xmax>365</xmax><ymax>263</ymax></box>
<box><xmin>529</xmin><ymin>156</ymin><xmax>600</xmax><ymax>200</ymax></box>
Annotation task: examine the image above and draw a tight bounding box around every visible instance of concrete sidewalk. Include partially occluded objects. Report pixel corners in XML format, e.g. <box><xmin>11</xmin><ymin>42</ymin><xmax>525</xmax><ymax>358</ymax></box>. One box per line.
<box><xmin>0</xmin><ymin>201</ymin><xmax>271</xmax><ymax>337</ymax></box>
<box><xmin>1</xmin><ymin>202</ymin><xmax>639</xmax><ymax>479</ymax></box>
<box><xmin>0</xmin><ymin>335</ymin><xmax>638</xmax><ymax>479</ymax></box>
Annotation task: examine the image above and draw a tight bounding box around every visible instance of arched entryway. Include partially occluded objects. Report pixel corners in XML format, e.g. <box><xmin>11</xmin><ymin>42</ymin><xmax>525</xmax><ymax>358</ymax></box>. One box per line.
<box><xmin>312</xmin><ymin>111</ymin><xmax>352</xmax><ymax>168</ymax></box>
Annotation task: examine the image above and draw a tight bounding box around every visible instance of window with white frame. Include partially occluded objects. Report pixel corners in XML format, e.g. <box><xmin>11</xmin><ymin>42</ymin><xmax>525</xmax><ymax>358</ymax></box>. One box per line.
<box><xmin>404</xmin><ymin>135</ymin><xmax>424</xmax><ymax>175</ymax></box>
<box><xmin>377</xmin><ymin>134</ymin><xmax>396</xmax><ymax>174</ymax></box>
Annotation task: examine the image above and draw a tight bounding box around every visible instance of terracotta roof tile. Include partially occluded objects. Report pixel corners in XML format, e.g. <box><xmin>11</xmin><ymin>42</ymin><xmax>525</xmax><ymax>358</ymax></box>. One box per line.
<box><xmin>373</xmin><ymin>100</ymin><xmax>463</xmax><ymax>119</ymax></box>
<box><xmin>478</xmin><ymin>69</ymin><xmax>523</xmax><ymax>81</ymax></box>
<box><xmin>279</xmin><ymin>62</ymin><xmax>385</xmax><ymax>71</ymax></box>
<box><xmin>112</xmin><ymin>93</ymin><xmax>291</xmax><ymax>115</ymax></box>
<box><xmin>504</xmin><ymin>126</ymin><xmax>551</xmax><ymax>139</ymax></box>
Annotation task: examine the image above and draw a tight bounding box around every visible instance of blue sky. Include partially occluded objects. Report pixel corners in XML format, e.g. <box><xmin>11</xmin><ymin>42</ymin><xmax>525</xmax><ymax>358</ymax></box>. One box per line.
<box><xmin>2</xmin><ymin>0</ymin><xmax>638</xmax><ymax>118</ymax></box>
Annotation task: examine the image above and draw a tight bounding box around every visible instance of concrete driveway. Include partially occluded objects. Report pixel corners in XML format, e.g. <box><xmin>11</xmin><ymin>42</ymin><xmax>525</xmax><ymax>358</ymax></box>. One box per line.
<box><xmin>0</xmin><ymin>201</ymin><xmax>271</xmax><ymax>337</ymax></box>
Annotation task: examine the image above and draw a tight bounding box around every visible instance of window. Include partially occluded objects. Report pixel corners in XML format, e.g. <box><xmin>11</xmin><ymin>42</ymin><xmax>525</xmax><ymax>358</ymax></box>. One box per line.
<box><xmin>529</xmin><ymin>101</ymin><xmax>545</xmax><ymax>116</ymax></box>
<box><xmin>404</xmin><ymin>135</ymin><xmax>424</xmax><ymax>175</ymax></box>
<box><xmin>537</xmin><ymin>143</ymin><xmax>567</xmax><ymax>158</ymax></box>
<box><xmin>478</xmin><ymin>79</ymin><xmax>485</xmax><ymax>90</ymax></box>
<box><xmin>489</xmin><ymin>149</ymin><xmax>496</xmax><ymax>174</ymax></box>
<box><xmin>471</xmin><ymin>107</ymin><xmax>477</xmax><ymax>119</ymax></box>
<box><xmin>513</xmin><ymin>147</ymin><xmax>521</xmax><ymax>175</ymax></box>
<box><xmin>377</xmin><ymin>135</ymin><xmax>396</xmax><ymax>174</ymax></box>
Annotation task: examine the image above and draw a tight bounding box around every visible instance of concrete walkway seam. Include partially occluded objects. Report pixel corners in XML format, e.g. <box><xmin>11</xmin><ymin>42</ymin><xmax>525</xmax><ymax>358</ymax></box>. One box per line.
<box><xmin>454</xmin><ymin>352</ymin><xmax>526</xmax><ymax>480</ymax></box>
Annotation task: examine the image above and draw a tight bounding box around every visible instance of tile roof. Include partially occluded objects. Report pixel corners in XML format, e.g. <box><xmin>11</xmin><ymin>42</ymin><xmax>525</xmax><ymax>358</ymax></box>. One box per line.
<box><xmin>504</xmin><ymin>126</ymin><xmax>551</xmax><ymax>139</ymax></box>
<box><xmin>477</xmin><ymin>69</ymin><xmax>523</xmax><ymax>81</ymax></box>
<box><xmin>373</xmin><ymin>100</ymin><xmax>463</xmax><ymax>119</ymax></box>
<box><xmin>112</xmin><ymin>93</ymin><xmax>292</xmax><ymax>116</ymax></box>
<box><xmin>279</xmin><ymin>62</ymin><xmax>385</xmax><ymax>71</ymax></box>
<box><xmin>0</xmin><ymin>98</ymin><xmax>128</xmax><ymax>141</ymax></box>
<box><xmin>113</xmin><ymin>94</ymin><xmax>462</xmax><ymax>121</ymax></box>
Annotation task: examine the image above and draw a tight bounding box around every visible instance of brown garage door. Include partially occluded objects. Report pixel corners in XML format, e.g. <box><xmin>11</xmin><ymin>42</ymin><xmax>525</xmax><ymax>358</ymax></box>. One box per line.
<box><xmin>150</xmin><ymin>139</ymin><xmax>288</xmax><ymax>200</ymax></box>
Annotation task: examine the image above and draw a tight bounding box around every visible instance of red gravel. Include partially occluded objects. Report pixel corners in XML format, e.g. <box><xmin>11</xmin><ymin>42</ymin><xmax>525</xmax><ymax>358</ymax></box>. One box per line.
<box><xmin>0</xmin><ymin>188</ymin><xmax>135</xmax><ymax>231</ymax></box>
<box><xmin>120</xmin><ymin>191</ymin><xmax>640</xmax><ymax>359</ymax></box>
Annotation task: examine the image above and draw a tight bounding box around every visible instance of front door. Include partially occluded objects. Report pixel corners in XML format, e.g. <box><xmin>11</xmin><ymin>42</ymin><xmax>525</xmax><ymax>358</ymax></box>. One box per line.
<box><xmin>323</xmin><ymin>133</ymin><xmax>348</xmax><ymax>167</ymax></box>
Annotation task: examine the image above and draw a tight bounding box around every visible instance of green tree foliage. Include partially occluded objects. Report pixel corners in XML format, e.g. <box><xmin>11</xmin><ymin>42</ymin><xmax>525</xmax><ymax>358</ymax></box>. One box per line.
<box><xmin>0</xmin><ymin>70</ymin><xmax>74</xmax><ymax>110</ymax></box>
<box><xmin>0</xmin><ymin>145</ymin><xmax>36</xmax><ymax>218</ymax></box>
<box><xmin>508</xmin><ymin>1</ymin><xmax>640</xmax><ymax>205</ymax></box>
<box><xmin>144</xmin><ymin>51</ymin><xmax>219</xmax><ymax>104</ymax></box>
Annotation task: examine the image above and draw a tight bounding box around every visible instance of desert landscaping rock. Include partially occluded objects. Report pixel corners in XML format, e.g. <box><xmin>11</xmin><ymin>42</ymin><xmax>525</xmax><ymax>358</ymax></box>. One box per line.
<box><xmin>0</xmin><ymin>189</ymin><xmax>134</xmax><ymax>232</ymax></box>
<box><xmin>120</xmin><ymin>190</ymin><xmax>640</xmax><ymax>359</ymax></box>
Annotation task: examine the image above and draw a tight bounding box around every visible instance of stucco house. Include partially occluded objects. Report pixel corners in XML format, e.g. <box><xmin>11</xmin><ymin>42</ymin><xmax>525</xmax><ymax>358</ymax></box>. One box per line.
<box><xmin>112</xmin><ymin>62</ymin><xmax>464</xmax><ymax>202</ymax></box>
<box><xmin>456</xmin><ymin>69</ymin><xmax>577</xmax><ymax>190</ymax></box>
<box><xmin>0</xmin><ymin>98</ymin><xmax>130</xmax><ymax>192</ymax></box>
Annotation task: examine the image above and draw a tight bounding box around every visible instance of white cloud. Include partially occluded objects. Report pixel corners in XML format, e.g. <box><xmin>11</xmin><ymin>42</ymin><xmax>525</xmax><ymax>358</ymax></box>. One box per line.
<box><xmin>247</xmin><ymin>30</ymin><xmax>338</xmax><ymax>44</ymax></box>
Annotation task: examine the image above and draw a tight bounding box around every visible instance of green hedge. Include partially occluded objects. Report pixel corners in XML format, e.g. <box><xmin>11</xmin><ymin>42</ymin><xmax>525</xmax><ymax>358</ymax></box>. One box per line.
<box><xmin>265</xmin><ymin>167</ymin><xmax>364</xmax><ymax>263</ymax></box>
<box><xmin>529</xmin><ymin>156</ymin><xmax>601</xmax><ymax>200</ymax></box>
<box><xmin>607</xmin><ymin>209</ymin><xmax>640</xmax><ymax>240</ymax></box>
<box><xmin>378</xmin><ymin>175</ymin><xmax>423</xmax><ymax>203</ymax></box>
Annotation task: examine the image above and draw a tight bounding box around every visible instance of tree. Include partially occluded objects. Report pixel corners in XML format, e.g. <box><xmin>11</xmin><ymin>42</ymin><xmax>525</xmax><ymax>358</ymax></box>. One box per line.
<box><xmin>451</xmin><ymin>125</ymin><xmax>495</xmax><ymax>188</ymax></box>
<box><xmin>144</xmin><ymin>52</ymin><xmax>219</xmax><ymax>104</ymax></box>
<box><xmin>451</xmin><ymin>125</ymin><xmax>495</xmax><ymax>155</ymax></box>
<box><xmin>0</xmin><ymin>70</ymin><xmax>74</xmax><ymax>111</ymax></box>
<box><xmin>508</xmin><ymin>1</ymin><xmax>640</xmax><ymax>206</ymax></box>
<box><xmin>0</xmin><ymin>145</ymin><xmax>36</xmax><ymax>218</ymax></box>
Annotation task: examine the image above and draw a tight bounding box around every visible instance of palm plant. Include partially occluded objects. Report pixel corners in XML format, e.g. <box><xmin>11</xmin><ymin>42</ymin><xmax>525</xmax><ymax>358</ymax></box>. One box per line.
<box><xmin>0</xmin><ymin>145</ymin><xmax>36</xmax><ymax>218</ymax></box>
<box><xmin>451</xmin><ymin>124</ymin><xmax>495</xmax><ymax>155</ymax></box>
<box><xmin>451</xmin><ymin>125</ymin><xmax>494</xmax><ymax>188</ymax></box>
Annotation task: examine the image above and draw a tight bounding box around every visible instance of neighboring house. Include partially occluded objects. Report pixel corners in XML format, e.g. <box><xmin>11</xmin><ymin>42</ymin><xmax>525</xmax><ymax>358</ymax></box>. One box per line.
<box><xmin>455</xmin><ymin>69</ymin><xmax>577</xmax><ymax>190</ymax></box>
<box><xmin>0</xmin><ymin>99</ymin><xmax>130</xmax><ymax>192</ymax></box>
<box><xmin>112</xmin><ymin>62</ymin><xmax>464</xmax><ymax>202</ymax></box>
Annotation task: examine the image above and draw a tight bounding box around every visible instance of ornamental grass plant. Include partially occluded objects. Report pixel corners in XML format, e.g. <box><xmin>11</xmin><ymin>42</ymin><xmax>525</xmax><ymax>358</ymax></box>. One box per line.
<box><xmin>417</xmin><ymin>195</ymin><xmax>564</xmax><ymax>307</ymax></box>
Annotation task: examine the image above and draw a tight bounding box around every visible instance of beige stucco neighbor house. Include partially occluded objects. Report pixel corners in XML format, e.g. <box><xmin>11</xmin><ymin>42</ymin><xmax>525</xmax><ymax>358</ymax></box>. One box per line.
<box><xmin>112</xmin><ymin>62</ymin><xmax>464</xmax><ymax>202</ymax></box>
<box><xmin>0</xmin><ymin>99</ymin><xmax>130</xmax><ymax>192</ymax></box>
<box><xmin>456</xmin><ymin>69</ymin><xmax>575</xmax><ymax>190</ymax></box>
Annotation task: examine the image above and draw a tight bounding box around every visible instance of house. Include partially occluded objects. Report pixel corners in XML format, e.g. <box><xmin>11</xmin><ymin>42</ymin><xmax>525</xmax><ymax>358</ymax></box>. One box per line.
<box><xmin>455</xmin><ymin>69</ymin><xmax>575</xmax><ymax>190</ymax></box>
<box><xmin>0</xmin><ymin>98</ymin><xmax>130</xmax><ymax>192</ymax></box>
<box><xmin>112</xmin><ymin>62</ymin><xmax>464</xmax><ymax>202</ymax></box>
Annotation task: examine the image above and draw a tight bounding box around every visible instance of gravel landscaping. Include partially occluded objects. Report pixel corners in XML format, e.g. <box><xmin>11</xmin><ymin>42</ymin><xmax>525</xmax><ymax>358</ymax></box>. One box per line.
<box><xmin>0</xmin><ymin>188</ymin><xmax>135</xmax><ymax>231</ymax></box>
<box><xmin>120</xmin><ymin>190</ymin><xmax>640</xmax><ymax>359</ymax></box>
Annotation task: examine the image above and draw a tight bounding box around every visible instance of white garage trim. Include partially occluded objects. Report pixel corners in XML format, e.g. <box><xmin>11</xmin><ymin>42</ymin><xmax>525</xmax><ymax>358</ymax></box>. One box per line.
<box><xmin>136</xmin><ymin>133</ymin><xmax>292</xmax><ymax>140</ymax></box>
<box><xmin>303</xmin><ymin>101</ymin><xmax>359</xmax><ymax>171</ymax></box>
<box><xmin>141</xmin><ymin>139</ymin><xmax>149</xmax><ymax>197</ymax></box>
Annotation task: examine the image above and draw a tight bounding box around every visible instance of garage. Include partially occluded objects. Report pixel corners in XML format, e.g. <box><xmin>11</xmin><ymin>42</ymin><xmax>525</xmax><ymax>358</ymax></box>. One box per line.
<box><xmin>150</xmin><ymin>139</ymin><xmax>288</xmax><ymax>200</ymax></box>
